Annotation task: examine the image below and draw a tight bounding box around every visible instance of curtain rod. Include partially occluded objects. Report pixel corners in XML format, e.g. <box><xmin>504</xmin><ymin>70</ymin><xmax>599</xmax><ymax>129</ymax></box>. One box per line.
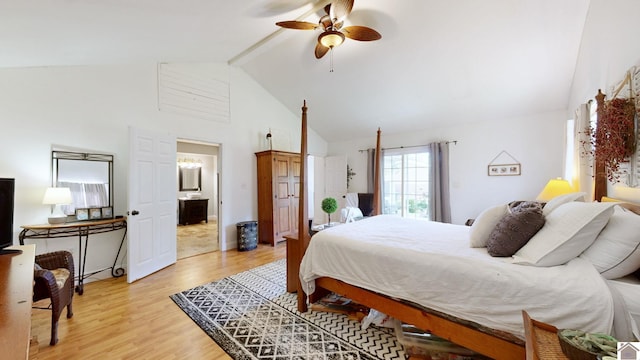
<box><xmin>357</xmin><ymin>140</ymin><xmax>457</xmax><ymax>153</ymax></box>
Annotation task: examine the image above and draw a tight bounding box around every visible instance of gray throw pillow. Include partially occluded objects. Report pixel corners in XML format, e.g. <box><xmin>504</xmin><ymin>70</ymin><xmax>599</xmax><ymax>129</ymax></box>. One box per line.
<box><xmin>487</xmin><ymin>209</ymin><xmax>546</xmax><ymax>257</ymax></box>
<box><xmin>508</xmin><ymin>201</ymin><xmax>544</xmax><ymax>213</ymax></box>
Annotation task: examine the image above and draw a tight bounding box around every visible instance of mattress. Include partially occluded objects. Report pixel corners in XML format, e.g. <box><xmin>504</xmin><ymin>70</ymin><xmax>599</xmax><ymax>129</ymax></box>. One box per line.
<box><xmin>300</xmin><ymin>215</ymin><xmax>615</xmax><ymax>339</ymax></box>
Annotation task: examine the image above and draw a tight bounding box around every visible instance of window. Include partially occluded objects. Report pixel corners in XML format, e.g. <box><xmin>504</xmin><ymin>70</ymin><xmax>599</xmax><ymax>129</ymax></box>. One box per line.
<box><xmin>565</xmin><ymin>102</ymin><xmax>598</xmax><ymax>199</ymax></box>
<box><xmin>563</xmin><ymin>118</ymin><xmax>574</xmax><ymax>182</ymax></box>
<box><xmin>382</xmin><ymin>147</ymin><xmax>430</xmax><ymax>219</ymax></box>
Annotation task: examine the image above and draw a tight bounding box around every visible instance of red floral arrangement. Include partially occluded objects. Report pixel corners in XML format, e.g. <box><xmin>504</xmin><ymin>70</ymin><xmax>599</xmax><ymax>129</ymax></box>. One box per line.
<box><xmin>584</xmin><ymin>98</ymin><xmax>637</xmax><ymax>182</ymax></box>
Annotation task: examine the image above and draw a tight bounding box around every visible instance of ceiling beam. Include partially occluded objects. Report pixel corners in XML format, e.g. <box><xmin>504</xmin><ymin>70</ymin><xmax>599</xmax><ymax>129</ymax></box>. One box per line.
<box><xmin>228</xmin><ymin>0</ymin><xmax>330</xmax><ymax>66</ymax></box>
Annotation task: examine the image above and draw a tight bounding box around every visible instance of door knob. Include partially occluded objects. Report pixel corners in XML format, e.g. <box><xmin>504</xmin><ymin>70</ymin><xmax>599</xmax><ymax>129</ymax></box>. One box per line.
<box><xmin>131</xmin><ymin>210</ymin><xmax>140</xmax><ymax>216</ymax></box>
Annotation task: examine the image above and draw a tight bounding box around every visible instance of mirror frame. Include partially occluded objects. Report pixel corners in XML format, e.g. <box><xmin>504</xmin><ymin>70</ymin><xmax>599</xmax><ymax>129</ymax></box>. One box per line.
<box><xmin>52</xmin><ymin>150</ymin><xmax>114</xmax><ymax>210</ymax></box>
<box><xmin>179</xmin><ymin>167</ymin><xmax>201</xmax><ymax>192</ymax></box>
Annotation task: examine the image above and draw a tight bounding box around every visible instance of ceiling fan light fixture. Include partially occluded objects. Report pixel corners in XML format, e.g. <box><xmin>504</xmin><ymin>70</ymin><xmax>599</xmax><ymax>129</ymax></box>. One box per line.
<box><xmin>319</xmin><ymin>30</ymin><xmax>345</xmax><ymax>48</ymax></box>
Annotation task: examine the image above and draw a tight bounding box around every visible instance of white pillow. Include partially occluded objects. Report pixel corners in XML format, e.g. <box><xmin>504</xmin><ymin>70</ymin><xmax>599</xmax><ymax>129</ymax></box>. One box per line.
<box><xmin>469</xmin><ymin>204</ymin><xmax>508</xmax><ymax>248</ymax></box>
<box><xmin>580</xmin><ymin>206</ymin><xmax>640</xmax><ymax>279</ymax></box>
<box><xmin>340</xmin><ymin>206</ymin><xmax>364</xmax><ymax>223</ymax></box>
<box><xmin>512</xmin><ymin>201</ymin><xmax>615</xmax><ymax>266</ymax></box>
<box><xmin>542</xmin><ymin>192</ymin><xmax>586</xmax><ymax>216</ymax></box>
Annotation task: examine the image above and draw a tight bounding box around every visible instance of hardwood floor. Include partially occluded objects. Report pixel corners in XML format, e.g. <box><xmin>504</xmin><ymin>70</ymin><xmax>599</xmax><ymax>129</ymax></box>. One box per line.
<box><xmin>30</xmin><ymin>243</ymin><xmax>286</xmax><ymax>360</ymax></box>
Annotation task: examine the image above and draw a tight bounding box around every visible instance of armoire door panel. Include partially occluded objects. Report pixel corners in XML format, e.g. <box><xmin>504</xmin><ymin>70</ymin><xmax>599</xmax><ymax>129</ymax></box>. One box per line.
<box><xmin>277</xmin><ymin>205</ymin><xmax>292</xmax><ymax>233</ymax></box>
<box><xmin>276</xmin><ymin>158</ymin><xmax>290</xmax><ymax>177</ymax></box>
<box><xmin>290</xmin><ymin>160</ymin><xmax>301</xmax><ymax>177</ymax></box>
<box><xmin>277</xmin><ymin>182</ymin><xmax>290</xmax><ymax>199</ymax></box>
<box><xmin>291</xmin><ymin>201</ymin><xmax>299</xmax><ymax>234</ymax></box>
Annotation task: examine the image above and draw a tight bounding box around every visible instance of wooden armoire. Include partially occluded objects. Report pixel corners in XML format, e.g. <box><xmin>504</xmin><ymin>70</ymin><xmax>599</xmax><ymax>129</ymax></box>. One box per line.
<box><xmin>255</xmin><ymin>150</ymin><xmax>301</xmax><ymax>245</ymax></box>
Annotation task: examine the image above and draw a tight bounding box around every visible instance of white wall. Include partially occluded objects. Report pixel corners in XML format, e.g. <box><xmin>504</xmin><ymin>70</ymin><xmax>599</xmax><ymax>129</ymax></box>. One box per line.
<box><xmin>329</xmin><ymin>111</ymin><xmax>567</xmax><ymax>225</ymax></box>
<box><xmin>0</xmin><ymin>62</ymin><xmax>327</xmax><ymax>281</ymax></box>
<box><xmin>568</xmin><ymin>0</ymin><xmax>640</xmax><ymax>202</ymax></box>
<box><xmin>328</xmin><ymin>0</ymin><xmax>640</xmax><ymax>224</ymax></box>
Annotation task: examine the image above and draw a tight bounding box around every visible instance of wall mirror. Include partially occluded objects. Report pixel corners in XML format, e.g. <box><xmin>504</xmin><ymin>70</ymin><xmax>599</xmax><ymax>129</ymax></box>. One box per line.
<box><xmin>52</xmin><ymin>150</ymin><xmax>113</xmax><ymax>216</ymax></box>
<box><xmin>179</xmin><ymin>167</ymin><xmax>201</xmax><ymax>191</ymax></box>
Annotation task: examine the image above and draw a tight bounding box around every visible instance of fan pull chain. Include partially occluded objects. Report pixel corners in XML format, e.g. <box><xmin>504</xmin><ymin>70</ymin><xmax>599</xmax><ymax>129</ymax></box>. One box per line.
<box><xmin>329</xmin><ymin>48</ymin><xmax>334</xmax><ymax>73</ymax></box>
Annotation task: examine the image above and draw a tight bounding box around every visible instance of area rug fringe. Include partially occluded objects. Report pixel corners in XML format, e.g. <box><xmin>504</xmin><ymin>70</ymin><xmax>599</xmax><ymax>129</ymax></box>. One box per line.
<box><xmin>170</xmin><ymin>259</ymin><xmax>404</xmax><ymax>360</ymax></box>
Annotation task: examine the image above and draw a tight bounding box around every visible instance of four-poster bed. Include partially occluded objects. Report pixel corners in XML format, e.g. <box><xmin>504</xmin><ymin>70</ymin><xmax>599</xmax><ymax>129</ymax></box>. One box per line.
<box><xmin>290</xmin><ymin>101</ymin><xmax>526</xmax><ymax>359</ymax></box>
<box><xmin>290</xmin><ymin>99</ymin><xmax>640</xmax><ymax>360</ymax></box>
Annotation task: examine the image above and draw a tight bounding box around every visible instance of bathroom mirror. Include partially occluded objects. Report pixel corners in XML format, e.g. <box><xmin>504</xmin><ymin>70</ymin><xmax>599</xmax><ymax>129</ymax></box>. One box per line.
<box><xmin>52</xmin><ymin>150</ymin><xmax>113</xmax><ymax>216</ymax></box>
<box><xmin>179</xmin><ymin>167</ymin><xmax>201</xmax><ymax>191</ymax></box>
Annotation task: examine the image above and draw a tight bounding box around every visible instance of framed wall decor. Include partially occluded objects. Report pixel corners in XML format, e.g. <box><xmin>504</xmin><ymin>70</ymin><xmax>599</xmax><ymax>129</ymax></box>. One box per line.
<box><xmin>488</xmin><ymin>164</ymin><xmax>521</xmax><ymax>176</ymax></box>
<box><xmin>488</xmin><ymin>150</ymin><xmax>522</xmax><ymax>177</ymax></box>
<box><xmin>76</xmin><ymin>208</ymin><xmax>89</xmax><ymax>221</ymax></box>
<box><xmin>89</xmin><ymin>208</ymin><xmax>102</xmax><ymax>220</ymax></box>
<box><xmin>101</xmin><ymin>206</ymin><xmax>113</xmax><ymax>219</ymax></box>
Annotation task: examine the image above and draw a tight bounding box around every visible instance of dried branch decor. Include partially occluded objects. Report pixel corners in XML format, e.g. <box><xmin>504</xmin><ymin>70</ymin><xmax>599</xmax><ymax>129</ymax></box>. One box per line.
<box><xmin>583</xmin><ymin>98</ymin><xmax>637</xmax><ymax>182</ymax></box>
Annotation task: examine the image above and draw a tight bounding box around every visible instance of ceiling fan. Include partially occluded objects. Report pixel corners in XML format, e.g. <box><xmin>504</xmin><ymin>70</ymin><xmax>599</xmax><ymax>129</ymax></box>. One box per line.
<box><xmin>275</xmin><ymin>0</ymin><xmax>382</xmax><ymax>59</ymax></box>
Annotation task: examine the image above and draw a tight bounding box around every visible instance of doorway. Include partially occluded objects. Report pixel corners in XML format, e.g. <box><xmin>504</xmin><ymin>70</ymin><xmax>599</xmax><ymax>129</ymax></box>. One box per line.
<box><xmin>176</xmin><ymin>140</ymin><xmax>220</xmax><ymax>259</ymax></box>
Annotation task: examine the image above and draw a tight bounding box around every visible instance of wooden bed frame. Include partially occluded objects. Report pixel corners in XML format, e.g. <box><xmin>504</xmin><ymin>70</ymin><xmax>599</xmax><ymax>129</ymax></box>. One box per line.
<box><xmin>293</xmin><ymin>101</ymin><xmax>526</xmax><ymax>359</ymax></box>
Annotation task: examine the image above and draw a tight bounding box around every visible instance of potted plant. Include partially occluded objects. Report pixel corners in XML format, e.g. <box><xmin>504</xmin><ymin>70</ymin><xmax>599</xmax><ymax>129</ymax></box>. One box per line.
<box><xmin>321</xmin><ymin>197</ymin><xmax>338</xmax><ymax>226</ymax></box>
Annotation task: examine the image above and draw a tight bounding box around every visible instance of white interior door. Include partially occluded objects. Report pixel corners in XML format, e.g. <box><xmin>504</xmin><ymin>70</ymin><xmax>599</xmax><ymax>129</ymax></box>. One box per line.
<box><xmin>127</xmin><ymin>126</ymin><xmax>177</xmax><ymax>283</ymax></box>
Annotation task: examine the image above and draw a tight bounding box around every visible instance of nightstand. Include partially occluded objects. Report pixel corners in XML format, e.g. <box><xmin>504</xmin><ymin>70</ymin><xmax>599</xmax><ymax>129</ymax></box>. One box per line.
<box><xmin>309</xmin><ymin>222</ymin><xmax>340</xmax><ymax>236</ymax></box>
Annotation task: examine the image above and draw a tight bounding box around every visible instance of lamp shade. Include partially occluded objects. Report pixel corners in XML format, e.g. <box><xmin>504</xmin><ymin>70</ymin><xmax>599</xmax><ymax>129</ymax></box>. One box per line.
<box><xmin>42</xmin><ymin>187</ymin><xmax>72</xmax><ymax>205</ymax></box>
<box><xmin>536</xmin><ymin>178</ymin><xmax>574</xmax><ymax>202</ymax></box>
<box><xmin>43</xmin><ymin>187</ymin><xmax>72</xmax><ymax>224</ymax></box>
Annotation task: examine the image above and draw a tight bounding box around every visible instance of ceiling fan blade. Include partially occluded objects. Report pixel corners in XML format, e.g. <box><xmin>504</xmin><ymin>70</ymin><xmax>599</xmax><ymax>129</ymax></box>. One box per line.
<box><xmin>315</xmin><ymin>43</ymin><xmax>330</xmax><ymax>59</ymax></box>
<box><xmin>329</xmin><ymin>0</ymin><xmax>354</xmax><ymax>22</ymax></box>
<box><xmin>342</xmin><ymin>26</ymin><xmax>382</xmax><ymax>41</ymax></box>
<box><xmin>276</xmin><ymin>21</ymin><xmax>318</xmax><ymax>30</ymax></box>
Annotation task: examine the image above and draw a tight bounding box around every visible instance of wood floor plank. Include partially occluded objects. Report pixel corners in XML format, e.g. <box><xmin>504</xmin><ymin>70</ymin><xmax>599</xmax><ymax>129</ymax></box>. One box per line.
<box><xmin>30</xmin><ymin>243</ymin><xmax>286</xmax><ymax>360</ymax></box>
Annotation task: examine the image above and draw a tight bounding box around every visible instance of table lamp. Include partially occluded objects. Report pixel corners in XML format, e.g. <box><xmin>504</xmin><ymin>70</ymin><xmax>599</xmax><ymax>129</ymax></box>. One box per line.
<box><xmin>536</xmin><ymin>178</ymin><xmax>574</xmax><ymax>202</ymax></box>
<box><xmin>42</xmin><ymin>187</ymin><xmax>72</xmax><ymax>224</ymax></box>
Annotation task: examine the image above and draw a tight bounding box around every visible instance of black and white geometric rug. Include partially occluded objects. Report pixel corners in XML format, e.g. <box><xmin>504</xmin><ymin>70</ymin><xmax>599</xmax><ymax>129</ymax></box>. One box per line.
<box><xmin>170</xmin><ymin>259</ymin><xmax>405</xmax><ymax>360</ymax></box>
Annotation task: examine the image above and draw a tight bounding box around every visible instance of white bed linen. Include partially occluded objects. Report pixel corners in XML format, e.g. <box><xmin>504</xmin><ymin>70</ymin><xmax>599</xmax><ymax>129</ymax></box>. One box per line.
<box><xmin>300</xmin><ymin>215</ymin><xmax>614</xmax><ymax>339</ymax></box>
<box><xmin>608</xmin><ymin>276</ymin><xmax>640</xmax><ymax>339</ymax></box>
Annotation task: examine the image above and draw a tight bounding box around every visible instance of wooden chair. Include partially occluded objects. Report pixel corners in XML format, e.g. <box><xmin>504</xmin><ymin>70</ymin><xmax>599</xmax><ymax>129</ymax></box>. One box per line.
<box><xmin>33</xmin><ymin>250</ymin><xmax>75</xmax><ymax>345</ymax></box>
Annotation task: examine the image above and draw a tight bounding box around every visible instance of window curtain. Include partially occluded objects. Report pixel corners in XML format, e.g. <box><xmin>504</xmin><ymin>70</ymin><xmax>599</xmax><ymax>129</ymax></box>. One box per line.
<box><xmin>429</xmin><ymin>142</ymin><xmax>451</xmax><ymax>223</ymax></box>
<box><xmin>58</xmin><ymin>181</ymin><xmax>109</xmax><ymax>215</ymax></box>
<box><xmin>572</xmin><ymin>103</ymin><xmax>595</xmax><ymax>201</ymax></box>
<box><xmin>58</xmin><ymin>181</ymin><xmax>84</xmax><ymax>215</ymax></box>
<box><xmin>366</xmin><ymin>148</ymin><xmax>377</xmax><ymax>194</ymax></box>
<box><xmin>367</xmin><ymin>147</ymin><xmax>384</xmax><ymax>213</ymax></box>
<box><xmin>84</xmin><ymin>183</ymin><xmax>109</xmax><ymax>207</ymax></box>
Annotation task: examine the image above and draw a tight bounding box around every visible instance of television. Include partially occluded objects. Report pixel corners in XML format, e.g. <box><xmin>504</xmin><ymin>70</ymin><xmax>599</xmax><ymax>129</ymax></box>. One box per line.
<box><xmin>0</xmin><ymin>178</ymin><xmax>19</xmax><ymax>254</ymax></box>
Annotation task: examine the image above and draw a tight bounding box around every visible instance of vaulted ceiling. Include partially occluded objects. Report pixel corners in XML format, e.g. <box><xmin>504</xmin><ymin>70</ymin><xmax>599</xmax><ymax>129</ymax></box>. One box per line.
<box><xmin>0</xmin><ymin>0</ymin><xmax>590</xmax><ymax>142</ymax></box>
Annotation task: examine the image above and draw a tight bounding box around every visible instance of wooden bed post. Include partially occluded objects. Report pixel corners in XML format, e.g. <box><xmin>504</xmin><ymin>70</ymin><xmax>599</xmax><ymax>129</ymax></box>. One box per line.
<box><xmin>594</xmin><ymin>89</ymin><xmax>607</xmax><ymax>202</ymax></box>
<box><xmin>297</xmin><ymin>100</ymin><xmax>311</xmax><ymax>313</ymax></box>
<box><xmin>372</xmin><ymin>128</ymin><xmax>382</xmax><ymax>215</ymax></box>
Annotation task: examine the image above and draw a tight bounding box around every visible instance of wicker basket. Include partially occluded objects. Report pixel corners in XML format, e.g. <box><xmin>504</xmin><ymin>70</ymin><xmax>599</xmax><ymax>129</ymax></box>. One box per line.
<box><xmin>557</xmin><ymin>330</ymin><xmax>600</xmax><ymax>360</ymax></box>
